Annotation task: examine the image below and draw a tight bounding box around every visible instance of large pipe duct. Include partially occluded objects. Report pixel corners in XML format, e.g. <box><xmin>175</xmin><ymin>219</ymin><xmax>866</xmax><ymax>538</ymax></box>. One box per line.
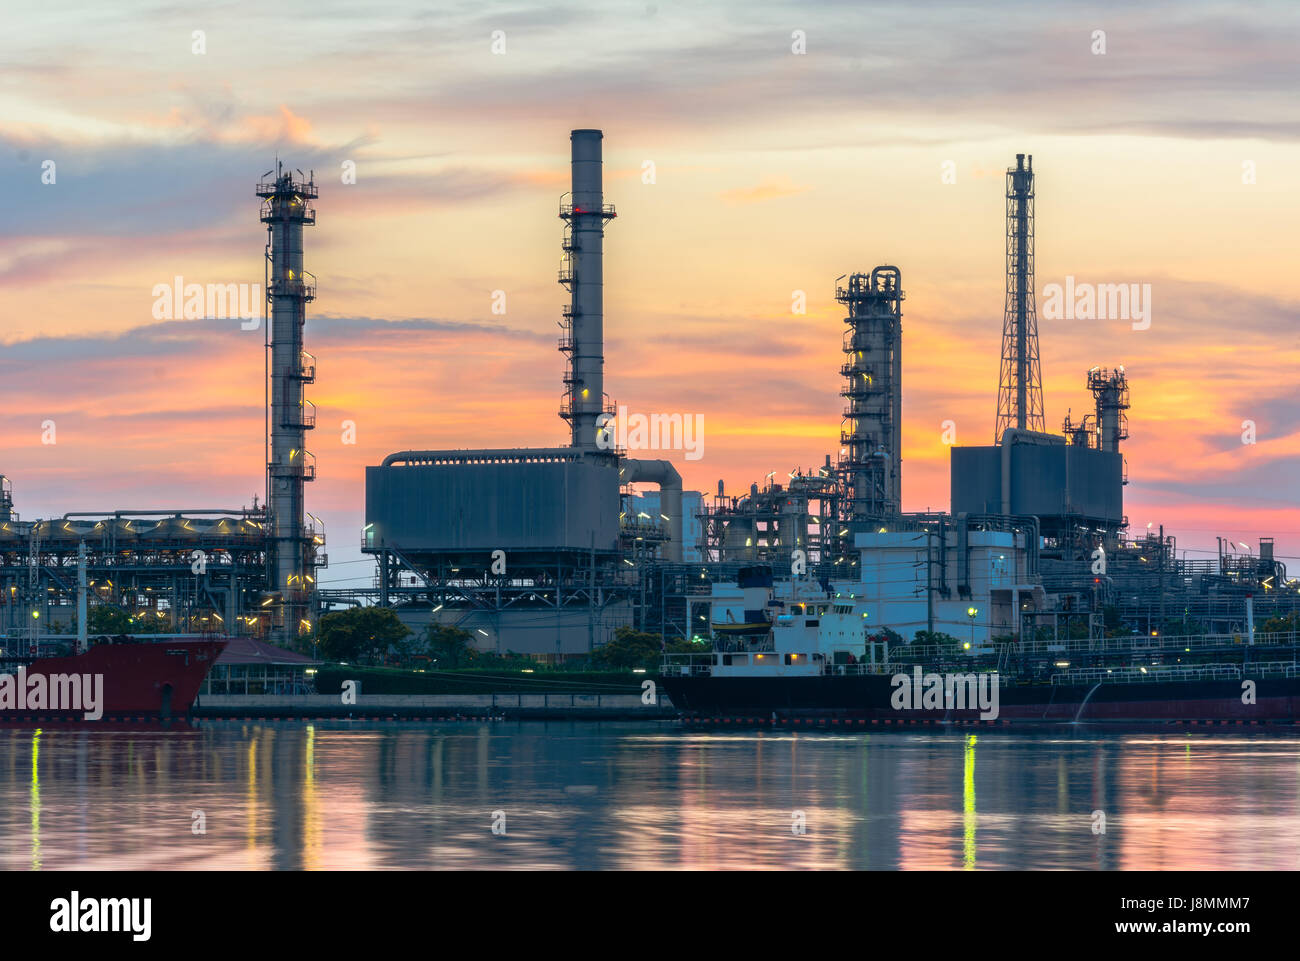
<box><xmin>559</xmin><ymin>130</ymin><xmax>616</xmax><ymax>450</ymax></box>
<box><xmin>624</xmin><ymin>458</ymin><xmax>683</xmax><ymax>563</ymax></box>
<box><xmin>258</xmin><ymin>163</ymin><xmax>320</xmax><ymax>643</ymax></box>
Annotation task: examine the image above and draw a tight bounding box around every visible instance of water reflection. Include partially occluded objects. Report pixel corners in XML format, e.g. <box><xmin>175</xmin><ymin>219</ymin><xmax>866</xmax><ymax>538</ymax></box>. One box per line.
<box><xmin>30</xmin><ymin>729</ymin><xmax>40</xmax><ymax>871</ymax></box>
<box><xmin>1</xmin><ymin>722</ymin><xmax>1298</xmax><ymax>870</ymax></box>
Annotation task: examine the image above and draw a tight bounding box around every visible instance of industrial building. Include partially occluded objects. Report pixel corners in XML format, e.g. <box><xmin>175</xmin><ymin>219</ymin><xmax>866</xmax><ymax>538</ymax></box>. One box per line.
<box><xmin>361</xmin><ymin>131</ymin><xmax>684</xmax><ymax>656</ymax></box>
<box><xmin>2</xmin><ymin>137</ymin><xmax>1295</xmax><ymax>662</ymax></box>
<box><xmin>0</xmin><ymin>167</ymin><xmax>326</xmax><ymax>653</ymax></box>
<box><xmin>631</xmin><ymin>491</ymin><xmax>704</xmax><ymax>563</ymax></box>
<box><xmin>851</xmin><ymin>524</ymin><xmax>1046</xmax><ymax>645</ymax></box>
<box><xmin>688</xmin><ymin>150</ymin><xmax>1295</xmax><ymax>649</ymax></box>
<box><xmin>321</xmin><ymin>139</ymin><xmax>1300</xmax><ymax>651</ymax></box>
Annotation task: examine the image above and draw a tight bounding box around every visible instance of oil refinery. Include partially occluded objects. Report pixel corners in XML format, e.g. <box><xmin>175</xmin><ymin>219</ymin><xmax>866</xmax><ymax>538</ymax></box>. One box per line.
<box><xmin>1</xmin><ymin>134</ymin><xmax>1295</xmax><ymax>660</ymax></box>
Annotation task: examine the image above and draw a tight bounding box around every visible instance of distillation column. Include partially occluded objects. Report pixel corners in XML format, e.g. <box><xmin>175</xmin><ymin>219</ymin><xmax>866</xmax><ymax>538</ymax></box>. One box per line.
<box><xmin>559</xmin><ymin>129</ymin><xmax>617</xmax><ymax>451</ymax></box>
<box><xmin>258</xmin><ymin>165</ymin><xmax>319</xmax><ymax>643</ymax></box>
<box><xmin>837</xmin><ymin>267</ymin><xmax>904</xmax><ymax>525</ymax></box>
<box><xmin>1088</xmin><ymin>367</ymin><xmax>1130</xmax><ymax>454</ymax></box>
<box><xmin>995</xmin><ymin>153</ymin><xmax>1045</xmax><ymax>442</ymax></box>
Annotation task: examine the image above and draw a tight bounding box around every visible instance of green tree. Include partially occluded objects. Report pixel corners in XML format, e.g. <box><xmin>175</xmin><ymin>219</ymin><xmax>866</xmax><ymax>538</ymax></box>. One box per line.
<box><xmin>912</xmin><ymin>630</ymin><xmax>959</xmax><ymax>647</ymax></box>
<box><xmin>84</xmin><ymin>606</ymin><xmax>168</xmax><ymax>635</ymax></box>
<box><xmin>590</xmin><ymin>627</ymin><xmax>664</xmax><ymax>670</ymax></box>
<box><xmin>665</xmin><ymin>636</ymin><xmax>709</xmax><ymax>654</ymax></box>
<box><xmin>1101</xmin><ymin>604</ymin><xmax>1131</xmax><ymax>637</ymax></box>
<box><xmin>425</xmin><ymin>624</ymin><xmax>477</xmax><ymax>668</ymax></box>
<box><xmin>316</xmin><ymin>607</ymin><xmax>411</xmax><ymax>664</ymax></box>
<box><xmin>1261</xmin><ymin>612</ymin><xmax>1300</xmax><ymax>635</ymax></box>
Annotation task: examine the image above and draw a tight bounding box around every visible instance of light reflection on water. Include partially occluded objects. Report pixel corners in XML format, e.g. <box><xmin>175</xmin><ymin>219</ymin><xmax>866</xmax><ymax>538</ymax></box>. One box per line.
<box><xmin>2</xmin><ymin>722</ymin><xmax>1299</xmax><ymax>870</ymax></box>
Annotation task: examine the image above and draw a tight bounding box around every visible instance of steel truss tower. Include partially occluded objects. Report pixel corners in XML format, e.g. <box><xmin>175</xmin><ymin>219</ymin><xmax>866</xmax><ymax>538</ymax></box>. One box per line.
<box><xmin>837</xmin><ymin>267</ymin><xmax>903</xmax><ymax>525</ymax></box>
<box><xmin>995</xmin><ymin>153</ymin><xmax>1045</xmax><ymax>442</ymax></box>
<box><xmin>258</xmin><ymin>164</ymin><xmax>323</xmax><ymax>644</ymax></box>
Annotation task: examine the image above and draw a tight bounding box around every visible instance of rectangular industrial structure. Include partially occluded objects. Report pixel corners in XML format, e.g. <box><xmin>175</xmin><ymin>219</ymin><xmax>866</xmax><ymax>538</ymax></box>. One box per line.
<box><xmin>950</xmin><ymin>441</ymin><xmax>1123</xmax><ymax>527</ymax></box>
<box><xmin>364</xmin><ymin>453</ymin><xmax>620</xmax><ymax>555</ymax></box>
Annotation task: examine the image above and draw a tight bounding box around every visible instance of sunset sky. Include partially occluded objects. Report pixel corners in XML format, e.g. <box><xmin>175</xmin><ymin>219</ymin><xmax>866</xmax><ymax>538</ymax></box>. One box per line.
<box><xmin>2</xmin><ymin>0</ymin><xmax>1297</xmax><ymax>586</ymax></box>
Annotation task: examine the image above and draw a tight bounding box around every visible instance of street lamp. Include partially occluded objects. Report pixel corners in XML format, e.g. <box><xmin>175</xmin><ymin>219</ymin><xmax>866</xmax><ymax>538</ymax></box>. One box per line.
<box><xmin>966</xmin><ymin>606</ymin><xmax>978</xmax><ymax>652</ymax></box>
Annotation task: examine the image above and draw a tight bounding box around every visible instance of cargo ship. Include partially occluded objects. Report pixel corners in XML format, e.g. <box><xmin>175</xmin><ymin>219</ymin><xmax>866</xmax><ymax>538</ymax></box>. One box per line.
<box><xmin>0</xmin><ymin>635</ymin><xmax>226</xmax><ymax>722</ymax></box>
<box><xmin>660</xmin><ymin>568</ymin><xmax>1300</xmax><ymax>724</ymax></box>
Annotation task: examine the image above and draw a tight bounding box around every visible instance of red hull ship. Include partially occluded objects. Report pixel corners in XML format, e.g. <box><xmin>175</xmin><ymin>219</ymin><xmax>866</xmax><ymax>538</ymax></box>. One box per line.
<box><xmin>0</xmin><ymin>637</ymin><xmax>225</xmax><ymax>722</ymax></box>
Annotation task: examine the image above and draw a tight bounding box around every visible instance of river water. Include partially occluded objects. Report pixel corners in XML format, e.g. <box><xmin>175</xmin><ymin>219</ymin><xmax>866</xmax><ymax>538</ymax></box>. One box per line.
<box><xmin>2</xmin><ymin>721</ymin><xmax>1298</xmax><ymax>870</ymax></box>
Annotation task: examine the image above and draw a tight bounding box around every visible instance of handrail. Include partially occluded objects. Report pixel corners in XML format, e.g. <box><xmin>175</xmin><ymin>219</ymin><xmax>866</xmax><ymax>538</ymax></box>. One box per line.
<box><xmin>904</xmin><ymin>631</ymin><xmax>1300</xmax><ymax>661</ymax></box>
<box><xmin>1051</xmin><ymin>662</ymin><xmax>1300</xmax><ymax>685</ymax></box>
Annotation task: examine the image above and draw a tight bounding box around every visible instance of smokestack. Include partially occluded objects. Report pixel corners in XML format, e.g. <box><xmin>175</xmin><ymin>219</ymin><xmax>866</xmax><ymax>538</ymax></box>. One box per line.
<box><xmin>559</xmin><ymin>130</ymin><xmax>616</xmax><ymax>450</ymax></box>
<box><xmin>258</xmin><ymin>163</ymin><xmax>320</xmax><ymax>643</ymax></box>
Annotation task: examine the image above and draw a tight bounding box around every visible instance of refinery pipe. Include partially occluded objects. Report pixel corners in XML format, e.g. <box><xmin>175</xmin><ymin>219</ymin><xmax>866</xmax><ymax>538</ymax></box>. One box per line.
<box><xmin>624</xmin><ymin>458</ymin><xmax>683</xmax><ymax>563</ymax></box>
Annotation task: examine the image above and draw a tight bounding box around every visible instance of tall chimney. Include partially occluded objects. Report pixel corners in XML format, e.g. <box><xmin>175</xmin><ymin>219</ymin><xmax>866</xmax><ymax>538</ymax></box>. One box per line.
<box><xmin>559</xmin><ymin>130</ymin><xmax>616</xmax><ymax>450</ymax></box>
<box><xmin>258</xmin><ymin>163</ymin><xmax>319</xmax><ymax>643</ymax></box>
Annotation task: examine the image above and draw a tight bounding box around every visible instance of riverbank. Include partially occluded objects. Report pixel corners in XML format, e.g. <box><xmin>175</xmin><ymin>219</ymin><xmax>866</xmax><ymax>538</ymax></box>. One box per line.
<box><xmin>194</xmin><ymin>692</ymin><xmax>675</xmax><ymax>720</ymax></box>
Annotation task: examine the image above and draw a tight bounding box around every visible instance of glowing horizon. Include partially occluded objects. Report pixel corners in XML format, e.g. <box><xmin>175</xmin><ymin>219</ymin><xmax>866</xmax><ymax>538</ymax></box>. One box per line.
<box><xmin>2</xmin><ymin>2</ymin><xmax>1297</xmax><ymax>585</ymax></box>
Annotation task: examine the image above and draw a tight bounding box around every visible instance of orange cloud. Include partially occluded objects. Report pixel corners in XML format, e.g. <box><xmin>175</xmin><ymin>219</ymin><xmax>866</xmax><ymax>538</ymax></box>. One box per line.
<box><xmin>719</xmin><ymin>177</ymin><xmax>809</xmax><ymax>205</ymax></box>
<box><xmin>236</xmin><ymin>105</ymin><xmax>314</xmax><ymax>145</ymax></box>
